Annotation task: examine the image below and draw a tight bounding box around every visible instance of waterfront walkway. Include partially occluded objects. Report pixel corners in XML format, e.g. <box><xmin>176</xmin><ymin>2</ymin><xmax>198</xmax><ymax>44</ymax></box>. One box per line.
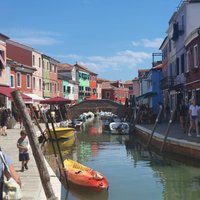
<box><xmin>140</xmin><ymin>121</ymin><xmax>200</xmax><ymax>143</ymax></box>
<box><xmin>0</xmin><ymin>123</ymin><xmax>61</xmax><ymax>200</ymax></box>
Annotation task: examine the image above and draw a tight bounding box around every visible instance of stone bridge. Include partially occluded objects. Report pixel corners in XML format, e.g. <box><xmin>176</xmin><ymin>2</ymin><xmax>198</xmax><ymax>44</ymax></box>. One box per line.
<box><xmin>67</xmin><ymin>99</ymin><xmax>131</xmax><ymax>119</ymax></box>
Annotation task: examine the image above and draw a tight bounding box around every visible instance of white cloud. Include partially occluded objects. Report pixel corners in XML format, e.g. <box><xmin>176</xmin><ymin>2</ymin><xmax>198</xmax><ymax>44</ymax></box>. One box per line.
<box><xmin>132</xmin><ymin>38</ymin><xmax>163</xmax><ymax>48</ymax></box>
<box><xmin>69</xmin><ymin>50</ymin><xmax>151</xmax><ymax>73</ymax></box>
<box><xmin>14</xmin><ymin>37</ymin><xmax>62</xmax><ymax>46</ymax></box>
<box><xmin>56</xmin><ymin>54</ymin><xmax>82</xmax><ymax>60</ymax></box>
<box><xmin>4</xmin><ymin>28</ymin><xmax>62</xmax><ymax>46</ymax></box>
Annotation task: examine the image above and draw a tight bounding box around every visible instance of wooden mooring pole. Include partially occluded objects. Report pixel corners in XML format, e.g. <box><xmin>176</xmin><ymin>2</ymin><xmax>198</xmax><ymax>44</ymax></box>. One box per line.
<box><xmin>146</xmin><ymin>105</ymin><xmax>163</xmax><ymax>148</ymax></box>
<box><xmin>11</xmin><ymin>90</ymin><xmax>58</xmax><ymax>200</ymax></box>
<box><xmin>160</xmin><ymin>108</ymin><xmax>176</xmax><ymax>153</ymax></box>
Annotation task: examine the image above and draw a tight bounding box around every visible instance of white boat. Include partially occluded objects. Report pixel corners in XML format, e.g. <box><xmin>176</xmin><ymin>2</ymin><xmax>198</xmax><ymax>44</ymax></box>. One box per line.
<box><xmin>109</xmin><ymin>122</ymin><xmax>130</xmax><ymax>134</ymax></box>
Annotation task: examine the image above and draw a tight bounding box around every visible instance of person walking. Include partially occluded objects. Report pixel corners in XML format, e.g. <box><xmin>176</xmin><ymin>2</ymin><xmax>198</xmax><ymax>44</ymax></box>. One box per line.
<box><xmin>17</xmin><ymin>130</ymin><xmax>30</xmax><ymax>172</ymax></box>
<box><xmin>0</xmin><ymin>106</ymin><xmax>10</xmax><ymax>136</ymax></box>
<box><xmin>0</xmin><ymin>149</ymin><xmax>21</xmax><ymax>199</ymax></box>
<box><xmin>179</xmin><ymin>100</ymin><xmax>188</xmax><ymax>133</ymax></box>
<box><xmin>188</xmin><ymin>99</ymin><xmax>200</xmax><ymax>137</ymax></box>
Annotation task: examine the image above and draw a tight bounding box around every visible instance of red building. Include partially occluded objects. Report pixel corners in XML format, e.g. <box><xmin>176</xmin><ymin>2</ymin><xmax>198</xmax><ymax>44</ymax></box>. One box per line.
<box><xmin>124</xmin><ymin>78</ymin><xmax>140</xmax><ymax>100</ymax></box>
<box><xmin>185</xmin><ymin>28</ymin><xmax>200</xmax><ymax>102</ymax></box>
<box><xmin>89</xmin><ymin>72</ymin><xmax>98</xmax><ymax>100</ymax></box>
<box><xmin>49</xmin><ymin>57</ymin><xmax>60</xmax><ymax>98</ymax></box>
<box><xmin>102</xmin><ymin>81</ymin><xmax>128</xmax><ymax>104</ymax></box>
<box><xmin>6</xmin><ymin>40</ymin><xmax>36</xmax><ymax>101</ymax></box>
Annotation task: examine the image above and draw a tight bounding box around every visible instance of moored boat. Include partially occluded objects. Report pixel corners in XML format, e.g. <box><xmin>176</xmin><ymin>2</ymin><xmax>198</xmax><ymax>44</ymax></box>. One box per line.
<box><xmin>109</xmin><ymin>122</ymin><xmax>130</xmax><ymax>134</ymax></box>
<box><xmin>44</xmin><ymin>137</ymin><xmax>75</xmax><ymax>155</ymax></box>
<box><xmin>63</xmin><ymin>159</ymin><xmax>109</xmax><ymax>191</ymax></box>
<box><xmin>46</xmin><ymin>127</ymin><xmax>75</xmax><ymax>140</ymax></box>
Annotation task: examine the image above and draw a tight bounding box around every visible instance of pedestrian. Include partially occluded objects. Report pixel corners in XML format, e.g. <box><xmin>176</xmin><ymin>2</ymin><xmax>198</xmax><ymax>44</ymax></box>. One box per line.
<box><xmin>188</xmin><ymin>99</ymin><xmax>200</xmax><ymax>137</ymax></box>
<box><xmin>0</xmin><ymin>148</ymin><xmax>21</xmax><ymax>199</ymax></box>
<box><xmin>179</xmin><ymin>99</ymin><xmax>188</xmax><ymax>133</ymax></box>
<box><xmin>17</xmin><ymin>130</ymin><xmax>30</xmax><ymax>172</ymax></box>
<box><xmin>0</xmin><ymin>106</ymin><xmax>10</xmax><ymax>136</ymax></box>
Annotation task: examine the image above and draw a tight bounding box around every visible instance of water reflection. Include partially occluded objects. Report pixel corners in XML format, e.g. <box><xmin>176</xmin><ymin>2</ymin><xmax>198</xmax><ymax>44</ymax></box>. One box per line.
<box><xmin>125</xmin><ymin>138</ymin><xmax>200</xmax><ymax>200</ymax></box>
<box><xmin>44</xmin><ymin>117</ymin><xmax>200</xmax><ymax>200</ymax></box>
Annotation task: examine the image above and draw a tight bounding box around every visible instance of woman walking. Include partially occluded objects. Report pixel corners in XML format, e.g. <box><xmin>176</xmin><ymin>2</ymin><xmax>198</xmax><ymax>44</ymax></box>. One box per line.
<box><xmin>188</xmin><ymin>99</ymin><xmax>200</xmax><ymax>137</ymax></box>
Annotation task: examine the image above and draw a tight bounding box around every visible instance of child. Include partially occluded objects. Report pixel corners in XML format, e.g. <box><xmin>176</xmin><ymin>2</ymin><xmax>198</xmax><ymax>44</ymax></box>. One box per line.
<box><xmin>17</xmin><ymin>130</ymin><xmax>30</xmax><ymax>172</ymax></box>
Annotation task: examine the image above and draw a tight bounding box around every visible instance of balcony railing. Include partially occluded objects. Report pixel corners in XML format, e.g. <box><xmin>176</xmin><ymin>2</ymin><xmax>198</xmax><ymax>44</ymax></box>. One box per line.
<box><xmin>160</xmin><ymin>76</ymin><xmax>176</xmax><ymax>90</ymax></box>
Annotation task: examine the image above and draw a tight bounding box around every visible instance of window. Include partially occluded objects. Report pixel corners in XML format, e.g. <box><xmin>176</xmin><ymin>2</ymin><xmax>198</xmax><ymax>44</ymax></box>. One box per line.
<box><xmin>186</xmin><ymin>51</ymin><xmax>190</xmax><ymax>72</ymax></box>
<box><xmin>39</xmin><ymin>58</ymin><xmax>41</xmax><ymax>68</ymax></box>
<box><xmin>50</xmin><ymin>83</ymin><xmax>52</xmax><ymax>92</ymax></box>
<box><xmin>39</xmin><ymin>79</ymin><xmax>42</xmax><ymax>91</ymax></box>
<box><xmin>67</xmin><ymin>86</ymin><xmax>71</xmax><ymax>93</ymax></box>
<box><xmin>181</xmin><ymin>54</ymin><xmax>185</xmax><ymax>73</ymax></box>
<box><xmin>33</xmin><ymin>77</ymin><xmax>36</xmax><ymax>89</ymax></box>
<box><xmin>26</xmin><ymin>74</ymin><xmax>31</xmax><ymax>88</ymax></box>
<box><xmin>10</xmin><ymin>75</ymin><xmax>15</xmax><ymax>88</ymax></box>
<box><xmin>128</xmin><ymin>86</ymin><xmax>133</xmax><ymax>90</ymax></box>
<box><xmin>50</xmin><ymin>64</ymin><xmax>52</xmax><ymax>72</ymax></box>
<box><xmin>16</xmin><ymin>72</ymin><xmax>21</xmax><ymax>87</ymax></box>
<box><xmin>32</xmin><ymin>55</ymin><xmax>35</xmax><ymax>66</ymax></box>
<box><xmin>63</xmin><ymin>85</ymin><xmax>66</xmax><ymax>93</ymax></box>
<box><xmin>54</xmin><ymin>65</ymin><xmax>56</xmax><ymax>73</ymax></box>
<box><xmin>57</xmin><ymin>83</ymin><xmax>60</xmax><ymax>92</ymax></box>
<box><xmin>47</xmin><ymin>62</ymin><xmax>49</xmax><ymax>70</ymax></box>
<box><xmin>106</xmin><ymin>92</ymin><xmax>110</xmax><ymax>98</ymax></box>
<box><xmin>194</xmin><ymin>45</ymin><xmax>198</xmax><ymax>68</ymax></box>
<box><xmin>42</xmin><ymin>60</ymin><xmax>44</xmax><ymax>68</ymax></box>
<box><xmin>54</xmin><ymin>83</ymin><xmax>57</xmax><ymax>93</ymax></box>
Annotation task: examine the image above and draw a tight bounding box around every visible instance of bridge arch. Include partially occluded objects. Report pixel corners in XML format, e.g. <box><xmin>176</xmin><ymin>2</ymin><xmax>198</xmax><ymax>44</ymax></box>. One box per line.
<box><xmin>67</xmin><ymin>99</ymin><xmax>129</xmax><ymax>119</ymax></box>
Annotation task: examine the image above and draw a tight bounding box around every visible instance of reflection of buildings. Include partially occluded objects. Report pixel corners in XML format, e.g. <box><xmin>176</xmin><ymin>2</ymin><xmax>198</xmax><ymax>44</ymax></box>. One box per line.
<box><xmin>125</xmin><ymin>139</ymin><xmax>200</xmax><ymax>200</ymax></box>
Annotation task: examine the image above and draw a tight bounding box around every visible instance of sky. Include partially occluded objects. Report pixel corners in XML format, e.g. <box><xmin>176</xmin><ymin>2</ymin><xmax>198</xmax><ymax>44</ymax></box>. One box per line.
<box><xmin>1</xmin><ymin>0</ymin><xmax>181</xmax><ymax>81</ymax></box>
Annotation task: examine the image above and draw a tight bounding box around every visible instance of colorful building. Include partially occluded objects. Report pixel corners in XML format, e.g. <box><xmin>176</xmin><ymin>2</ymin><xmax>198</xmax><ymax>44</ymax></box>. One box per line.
<box><xmin>75</xmin><ymin>63</ymin><xmax>91</xmax><ymax>102</ymax></box>
<box><xmin>42</xmin><ymin>54</ymin><xmax>50</xmax><ymax>98</ymax></box>
<box><xmin>102</xmin><ymin>81</ymin><xmax>128</xmax><ymax>104</ymax></box>
<box><xmin>0</xmin><ymin>33</ymin><xmax>10</xmax><ymax>108</ymax></box>
<box><xmin>58</xmin><ymin>63</ymin><xmax>79</xmax><ymax>100</ymax></box>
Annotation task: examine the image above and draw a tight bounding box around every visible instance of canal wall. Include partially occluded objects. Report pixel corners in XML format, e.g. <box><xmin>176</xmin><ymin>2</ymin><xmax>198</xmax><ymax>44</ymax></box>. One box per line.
<box><xmin>134</xmin><ymin>123</ymin><xmax>200</xmax><ymax>160</ymax></box>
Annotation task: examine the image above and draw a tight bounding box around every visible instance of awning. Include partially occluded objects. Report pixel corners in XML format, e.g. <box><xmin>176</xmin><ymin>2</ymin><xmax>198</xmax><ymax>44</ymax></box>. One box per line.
<box><xmin>0</xmin><ymin>85</ymin><xmax>32</xmax><ymax>102</ymax></box>
<box><xmin>24</xmin><ymin>93</ymin><xmax>44</xmax><ymax>102</ymax></box>
<box><xmin>136</xmin><ymin>92</ymin><xmax>157</xmax><ymax>101</ymax></box>
<box><xmin>0</xmin><ymin>54</ymin><xmax>6</xmax><ymax>68</ymax></box>
<box><xmin>40</xmin><ymin>96</ymin><xmax>72</xmax><ymax>104</ymax></box>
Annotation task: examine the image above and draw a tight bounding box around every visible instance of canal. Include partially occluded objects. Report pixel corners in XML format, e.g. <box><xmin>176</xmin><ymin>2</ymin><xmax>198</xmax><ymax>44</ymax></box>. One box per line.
<box><xmin>43</xmin><ymin>116</ymin><xmax>200</xmax><ymax>200</ymax></box>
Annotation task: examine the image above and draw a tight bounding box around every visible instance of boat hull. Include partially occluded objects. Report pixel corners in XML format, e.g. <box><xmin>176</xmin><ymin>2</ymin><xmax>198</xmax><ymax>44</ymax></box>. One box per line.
<box><xmin>64</xmin><ymin>159</ymin><xmax>109</xmax><ymax>191</ymax></box>
<box><xmin>46</xmin><ymin>127</ymin><xmax>75</xmax><ymax>140</ymax></box>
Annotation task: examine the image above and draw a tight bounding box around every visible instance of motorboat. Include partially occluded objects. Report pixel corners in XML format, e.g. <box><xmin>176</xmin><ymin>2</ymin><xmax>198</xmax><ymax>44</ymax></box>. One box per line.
<box><xmin>109</xmin><ymin>122</ymin><xmax>130</xmax><ymax>134</ymax></box>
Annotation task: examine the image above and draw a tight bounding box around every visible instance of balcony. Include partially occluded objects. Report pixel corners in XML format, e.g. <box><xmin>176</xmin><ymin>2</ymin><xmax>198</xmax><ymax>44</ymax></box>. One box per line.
<box><xmin>160</xmin><ymin>76</ymin><xmax>176</xmax><ymax>90</ymax></box>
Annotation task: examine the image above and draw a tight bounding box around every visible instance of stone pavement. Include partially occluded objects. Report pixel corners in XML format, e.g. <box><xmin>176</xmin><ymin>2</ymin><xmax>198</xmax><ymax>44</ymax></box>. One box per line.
<box><xmin>0</xmin><ymin>122</ymin><xmax>61</xmax><ymax>200</ymax></box>
<box><xmin>140</xmin><ymin>121</ymin><xmax>200</xmax><ymax>143</ymax></box>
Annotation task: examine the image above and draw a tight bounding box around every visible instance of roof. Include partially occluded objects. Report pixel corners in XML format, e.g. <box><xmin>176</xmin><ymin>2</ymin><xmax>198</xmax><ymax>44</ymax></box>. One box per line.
<box><xmin>7</xmin><ymin>58</ymin><xmax>37</xmax><ymax>72</ymax></box>
<box><xmin>58</xmin><ymin>63</ymin><xmax>74</xmax><ymax>71</ymax></box>
<box><xmin>7</xmin><ymin>39</ymin><xmax>34</xmax><ymax>51</ymax></box>
<box><xmin>97</xmin><ymin>77</ymin><xmax>110</xmax><ymax>83</ymax></box>
<box><xmin>0</xmin><ymin>33</ymin><xmax>10</xmax><ymax>40</ymax></box>
<box><xmin>152</xmin><ymin>63</ymin><xmax>162</xmax><ymax>70</ymax></box>
<box><xmin>124</xmin><ymin>80</ymin><xmax>133</xmax><ymax>85</ymax></box>
<box><xmin>102</xmin><ymin>81</ymin><xmax>113</xmax><ymax>89</ymax></box>
<box><xmin>75</xmin><ymin>63</ymin><xmax>98</xmax><ymax>75</ymax></box>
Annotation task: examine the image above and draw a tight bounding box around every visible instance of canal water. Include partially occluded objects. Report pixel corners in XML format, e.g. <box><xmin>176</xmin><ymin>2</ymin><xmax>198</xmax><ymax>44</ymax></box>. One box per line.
<box><xmin>44</xmin><ymin>116</ymin><xmax>200</xmax><ymax>200</ymax></box>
